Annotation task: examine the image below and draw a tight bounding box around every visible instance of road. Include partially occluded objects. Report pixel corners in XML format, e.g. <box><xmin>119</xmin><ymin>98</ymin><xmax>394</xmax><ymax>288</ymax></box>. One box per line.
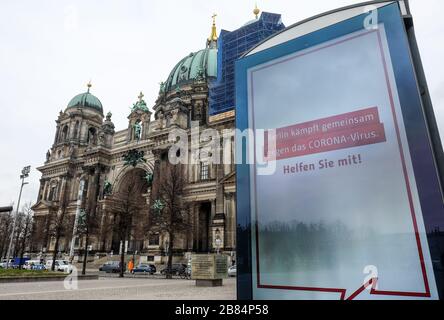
<box><xmin>0</xmin><ymin>277</ymin><xmax>236</xmax><ymax>300</ymax></box>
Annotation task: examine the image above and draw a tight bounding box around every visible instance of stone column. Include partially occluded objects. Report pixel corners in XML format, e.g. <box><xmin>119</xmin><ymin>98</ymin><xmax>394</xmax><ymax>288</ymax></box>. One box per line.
<box><xmin>150</xmin><ymin>150</ymin><xmax>162</xmax><ymax>202</ymax></box>
<box><xmin>193</xmin><ymin>203</ymin><xmax>199</xmax><ymax>251</ymax></box>
<box><xmin>69</xmin><ymin>121</ymin><xmax>75</xmax><ymax>141</ymax></box>
<box><xmin>42</xmin><ymin>179</ymin><xmax>49</xmax><ymax>201</ymax></box>
<box><xmin>143</xmin><ymin>115</ymin><xmax>151</xmax><ymax>140</ymax></box>
<box><xmin>231</xmin><ymin>195</ymin><xmax>236</xmax><ymax>249</ymax></box>
<box><xmin>53</xmin><ymin>125</ymin><xmax>60</xmax><ymax>145</ymax></box>
<box><xmin>223</xmin><ymin>193</ymin><xmax>236</xmax><ymax>250</ymax></box>
<box><xmin>215</xmin><ymin>164</ymin><xmax>225</xmax><ymax>216</ymax></box>
<box><xmin>85</xmin><ymin>166</ymin><xmax>101</xmax><ymax>216</ymax></box>
<box><xmin>80</xmin><ymin>120</ymin><xmax>87</xmax><ymax>144</ymax></box>
<box><xmin>57</xmin><ymin>177</ymin><xmax>67</xmax><ymax>204</ymax></box>
<box><xmin>127</xmin><ymin>120</ymin><xmax>134</xmax><ymax>143</ymax></box>
<box><xmin>186</xmin><ymin>204</ymin><xmax>193</xmax><ymax>251</ymax></box>
<box><xmin>97</xmin><ymin>167</ymin><xmax>107</xmax><ymax>200</ymax></box>
<box><xmin>211</xmin><ymin>199</ymin><xmax>216</xmax><ymax>222</ymax></box>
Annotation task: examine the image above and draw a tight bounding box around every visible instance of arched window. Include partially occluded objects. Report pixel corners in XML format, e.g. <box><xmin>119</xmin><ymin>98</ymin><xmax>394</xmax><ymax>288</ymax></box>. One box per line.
<box><xmin>54</xmin><ymin>127</ymin><xmax>60</xmax><ymax>144</ymax></box>
<box><xmin>87</xmin><ymin>127</ymin><xmax>97</xmax><ymax>145</ymax></box>
<box><xmin>61</xmin><ymin>125</ymin><xmax>69</xmax><ymax>142</ymax></box>
<box><xmin>48</xmin><ymin>182</ymin><xmax>58</xmax><ymax>201</ymax></box>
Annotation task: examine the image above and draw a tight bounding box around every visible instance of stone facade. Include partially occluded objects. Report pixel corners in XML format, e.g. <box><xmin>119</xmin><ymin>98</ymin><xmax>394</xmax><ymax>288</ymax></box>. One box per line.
<box><xmin>32</xmin><ymin>56</ymin><xmax>236</xmax><ymax>265</ymax></box>
<box><xmin>31</xmin><ymin>11</ymin><xmax>285</xmax><ymax>264</ymax></box>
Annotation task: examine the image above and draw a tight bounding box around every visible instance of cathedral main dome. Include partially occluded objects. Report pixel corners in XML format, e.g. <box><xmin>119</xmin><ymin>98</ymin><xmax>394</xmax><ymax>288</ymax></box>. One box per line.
<box><xmin>66</xmin><ymin>83</ymin><xmax>103</xmax><ymax>113</ymax></box>
<box><xmin>161</xmin><ymin>47</ymin><xmax>217</xmax><ymax>94</ymax></box>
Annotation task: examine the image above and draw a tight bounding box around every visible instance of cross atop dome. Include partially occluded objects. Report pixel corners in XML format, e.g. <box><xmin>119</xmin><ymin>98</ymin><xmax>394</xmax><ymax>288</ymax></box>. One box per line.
<box><xmin>207</xmin><ymin>13</ymin><xmax>218</xmax><ymax>48</ymax></box>
<box><xmin>87</xmin><ymin>80</ymin><xmax>92</xmax><ymax>93</ymax></box>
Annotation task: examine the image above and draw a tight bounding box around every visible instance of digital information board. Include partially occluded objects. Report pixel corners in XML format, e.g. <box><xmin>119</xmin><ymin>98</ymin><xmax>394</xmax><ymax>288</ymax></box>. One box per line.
<box><xmin>236</xmin><ymin>2</ymin><xmax>444</xmax><ymax>300</ymax></box>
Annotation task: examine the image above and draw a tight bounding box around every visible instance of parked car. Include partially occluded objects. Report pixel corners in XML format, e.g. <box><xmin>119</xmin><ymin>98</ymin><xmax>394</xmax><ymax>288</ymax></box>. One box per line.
<box><xmin>132</xmin><ymin>264</ymin><xmax>156</xmax><ymax>275</ymax></box>
<box><xmin>45</xmin><ymin>260</ymin><xmax>73</xmax><ymax>273</ymax></box>
<box><xmin>99</xmin><ymin>261</ymin><xmax>125</xmax><ymax>273</ymax></box>
<box><xmin>160</xmin><ymin>264</ymin><xmax>187</xmax><ymax>275</ymax></box>
<box><xmin>228</xmin><ymin>265</ymin><xmax>237</xmax><ymax>277</ymax></box>
<box><xmin>24</xmin><ymin>260</ymin><xmax>46</xmax><ymax>270</ymax></box>
<box><xmin>0</xmin><ymin>258</ymin><xmax>25</xmax><ymax>269</ymax></box>
<box><xmin>0</xmin><ymin>259</ymin><xmax>13</xmax><ymax>268</ymax></box>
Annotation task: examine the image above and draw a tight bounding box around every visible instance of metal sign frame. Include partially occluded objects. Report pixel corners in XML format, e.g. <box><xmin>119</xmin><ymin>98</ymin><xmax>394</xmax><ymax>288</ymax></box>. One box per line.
<box><xmin>235</xmin><ymin>1</ymin><xmax>444</xmax><ymax>300</ymax></box>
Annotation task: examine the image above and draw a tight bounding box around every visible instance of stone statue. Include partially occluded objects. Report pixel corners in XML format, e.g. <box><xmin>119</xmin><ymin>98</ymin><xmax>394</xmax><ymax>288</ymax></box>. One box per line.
<box><xmin>123</xmin><ymin>149</ymin><xmax>147</xmax><ymax>167</ymax></box>
<box><xmin>98</xmin><ymin>131</ymin><xmax>105</xmax><ymax>145</ymax></box>
<box><xmin>68</xmin><ymin>144</ymin><xmax>75</xmax><ymax>157</ymax></box>
<box><xmin>103</xmin><ymin>181</ymin><xmax>112</xmax><ymax>196</ymax></box>
<box><xmin>196</xmin><ymin>67</ymin><xmax>205</xmax><ymax>81</ymax></box>
<box><xmin>134</xmin><ymin>122</ymin><xmax>142</xmax><ymax>141</ymax></box>
<box><xmin>144</xmin><ymin>171</ymin><xmax>153</xmax><ymax>187</ymax></box>
<box><xmin>159</xmin><ymin>82</ymin><xmax>165</xmax><ymax>94</ymax></box>
<box><xmin>195</xmin><ymin>104</ymin><xmax>202</xmax><ymax>122</ymax></box>
<box><xmin>46</xmin><ymin>150</ymin><xmax>51</xmax><ymax>162</ymax></box>
<box><xmin>106</xmin><ymin>112</ymin><xmax>112</xmax><ymax>121</ymax></box>
<box><xmin>171</xmin><ymin>109</ymin><xmax>178</xmax><ymax>121</ymax></box>
<box><xmin>158</xmin><ymin>112</ymin><xmax>165</xmax><ymax>130</ymax></box>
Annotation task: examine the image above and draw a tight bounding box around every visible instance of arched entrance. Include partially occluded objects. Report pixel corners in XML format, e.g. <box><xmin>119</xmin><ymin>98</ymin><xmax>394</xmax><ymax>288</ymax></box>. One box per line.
<box><xmin>106</xmin><ymin>168</ymin><xmax>150</xmax><ymax>254</ymax></box>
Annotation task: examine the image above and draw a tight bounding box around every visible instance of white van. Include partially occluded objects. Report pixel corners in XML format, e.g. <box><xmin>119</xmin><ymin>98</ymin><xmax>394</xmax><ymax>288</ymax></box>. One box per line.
<box><xmin>45</xmin><ymin>260</ymin><xmax>73</xmax><ymax>273</ymax></box>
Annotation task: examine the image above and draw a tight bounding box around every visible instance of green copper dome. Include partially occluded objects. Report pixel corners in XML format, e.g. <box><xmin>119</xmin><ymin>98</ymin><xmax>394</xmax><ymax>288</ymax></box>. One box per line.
<box><xmin>67</xmin><ymin>91</ymin><xmax>103</xmax><ymax>113</ymax></box>
<box><xmin>161</xmin><ymin>47</ymin><xmax>217</xmax><ymax>93</ymax></box>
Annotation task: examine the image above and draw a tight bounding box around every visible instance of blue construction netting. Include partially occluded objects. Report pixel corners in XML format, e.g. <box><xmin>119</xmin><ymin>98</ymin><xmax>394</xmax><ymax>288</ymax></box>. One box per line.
<box><xmin>209</xmin><ymin>12</ymin><xmax>285</xmax><ymax>116</ymax></box>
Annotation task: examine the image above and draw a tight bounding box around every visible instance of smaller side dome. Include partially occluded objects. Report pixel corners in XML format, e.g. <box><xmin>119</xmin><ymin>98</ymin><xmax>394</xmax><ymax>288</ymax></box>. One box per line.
<box><xmin>66</xmin><ymin>83</ymin><xmax>103</xmax><ymax>113</ymax></box>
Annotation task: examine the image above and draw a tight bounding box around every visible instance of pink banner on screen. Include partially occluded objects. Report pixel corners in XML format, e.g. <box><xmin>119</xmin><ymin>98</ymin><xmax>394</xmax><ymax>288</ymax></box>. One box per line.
<box><xmin>264</xmin><ymin>107</ymin><xmax>386</xmax><ymax>161</ymax></box>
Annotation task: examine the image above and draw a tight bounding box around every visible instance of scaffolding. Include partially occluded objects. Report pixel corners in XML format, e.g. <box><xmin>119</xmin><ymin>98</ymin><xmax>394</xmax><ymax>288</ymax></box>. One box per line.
<box><xmin>209</xmin><ymin>12</ymin><xmax>285</xmax><ymax>116</ymax></box>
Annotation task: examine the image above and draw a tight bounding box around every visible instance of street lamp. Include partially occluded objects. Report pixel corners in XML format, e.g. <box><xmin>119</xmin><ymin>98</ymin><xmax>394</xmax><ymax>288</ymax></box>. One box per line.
<box><xmin>40</xmin><ymin>247</ymin><xmax>46</xmax><ymax>263</ymax></box>
<box><xmin>6</xmin><ymin>166</ymin><xmax>31</xmax><ymax>269</ymax></box>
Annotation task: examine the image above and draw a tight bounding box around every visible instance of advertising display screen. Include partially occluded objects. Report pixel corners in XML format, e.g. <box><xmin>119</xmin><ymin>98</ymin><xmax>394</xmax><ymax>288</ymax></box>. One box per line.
<box><xmin>235</xmin><ymin>2</ymin><xmax>444</xmax><ymax>300</ymax></box>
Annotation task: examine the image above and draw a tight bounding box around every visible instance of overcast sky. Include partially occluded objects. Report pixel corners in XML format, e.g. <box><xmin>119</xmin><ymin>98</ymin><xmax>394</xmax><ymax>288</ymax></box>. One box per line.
<box><xmin>0</xmin><ymin>0</ymin><xmax>443</xmax><ymax>209</ymax></box>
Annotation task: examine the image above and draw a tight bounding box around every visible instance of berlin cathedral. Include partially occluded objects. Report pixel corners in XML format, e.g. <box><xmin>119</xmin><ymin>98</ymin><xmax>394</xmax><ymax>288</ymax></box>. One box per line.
<box><xmin>31</xmin><ymin>8</ymin><xmax>285</xmax><ymax>264</ymax></box>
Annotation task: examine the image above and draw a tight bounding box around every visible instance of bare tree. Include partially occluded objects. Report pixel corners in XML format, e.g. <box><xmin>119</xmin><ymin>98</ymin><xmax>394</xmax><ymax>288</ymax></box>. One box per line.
<box><xmin>150</xmin><ymin>163</ymin><xmax>191</xmax><ymax>279</ymax></box>
<box><xmin>76</xmin><ymin>207</ymin><xmax>100</xmax><ymax>275</ymax></box>
<box><xmin>98</xmin><ymin>212</ymin><xmax>114</xmax><ymax>252</ymax></box>
<box><xmin>49</xmin><ymin>180</ymin><xmax>71</xmax><ymax>272</ymax></box>
<box><xmin>18</xmin><ymin>203</ymin><xmax>34</xmax><ymax>269</ymax></box>
<box><xmin>0</xmin><ymin>206</ymin><xmax>14</xmax><ymax>259</ymax></box>
<box><xmin>12</xmin><ymin>211</ymin><xmax>24</xmax><ymax>258</ymax></box>
<box><xmin>109</xmin><ymin>171</ymin><xmax>147</xmax><ymax>278</ymax></box>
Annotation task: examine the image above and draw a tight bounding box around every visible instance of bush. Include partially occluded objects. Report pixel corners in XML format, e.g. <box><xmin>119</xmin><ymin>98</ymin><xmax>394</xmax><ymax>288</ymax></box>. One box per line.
<box><xmin>0</xmin><ymin>269</ymin><xmax>62</xmax><ymax>278</ymax></box>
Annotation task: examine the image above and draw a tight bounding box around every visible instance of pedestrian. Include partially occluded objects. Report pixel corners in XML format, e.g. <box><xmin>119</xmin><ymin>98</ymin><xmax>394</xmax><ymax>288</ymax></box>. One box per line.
<box><xmin>128</xmin><ymin>258</ymin><xmax>134</xmax><ymax>274</ymax></box>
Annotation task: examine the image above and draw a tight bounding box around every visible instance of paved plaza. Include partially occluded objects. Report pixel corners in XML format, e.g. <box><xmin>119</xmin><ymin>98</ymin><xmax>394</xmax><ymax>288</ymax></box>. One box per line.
<box><xmin>0</xmin><ymin>277</ymin><xmax>236</xmax><ymax>300</ymax></box>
